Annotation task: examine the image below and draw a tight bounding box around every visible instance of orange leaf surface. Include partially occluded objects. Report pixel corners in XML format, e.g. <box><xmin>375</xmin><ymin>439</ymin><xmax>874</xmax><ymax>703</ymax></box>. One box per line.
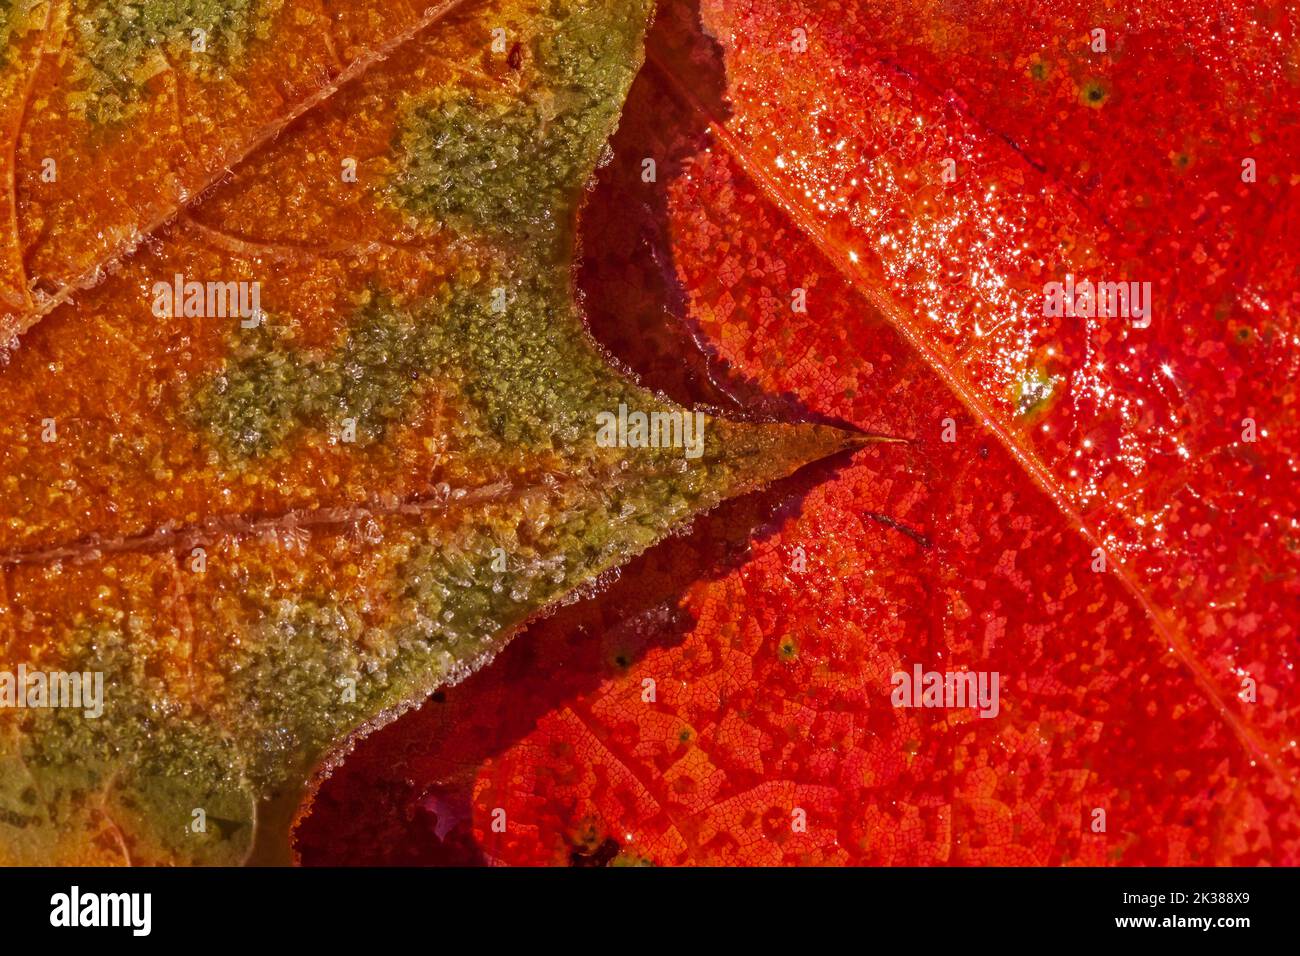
<box><xmin>0</xmin><ymin>0</ymin><xmax>461</xmax><ymax>343</ymax></box>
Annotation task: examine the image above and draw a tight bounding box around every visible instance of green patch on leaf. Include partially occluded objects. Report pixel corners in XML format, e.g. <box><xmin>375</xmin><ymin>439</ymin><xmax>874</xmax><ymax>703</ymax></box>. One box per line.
<box><xmin>187</xmin><ymin>267</ymin><xmax>661</xmax><ymax>459</ymax></box>
<box><xmin>188</xmin><ymin>288</ymin><xmax>456</xmax><ymax>459</ymax></box>
<box><xmin>392</xmin><ymin>0</ymin><xmax>643</xmax><ymax>240</ymax></box>
<box><xmin>0</xmin><ymin>1</ymin><xmax>14</xmax><ymax>62</ymax></box>
<box><xmin>71</xmin><ymin>0</ymin><xmax>280</xmax><ymax>123</ymax></box>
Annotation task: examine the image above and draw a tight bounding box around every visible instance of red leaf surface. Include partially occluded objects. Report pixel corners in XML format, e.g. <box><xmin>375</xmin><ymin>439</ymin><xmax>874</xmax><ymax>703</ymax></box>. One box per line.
<box><xmin>298</xmin><ymin>0</ymin><xmax>1300</xmax><ymax>864</ymax></box>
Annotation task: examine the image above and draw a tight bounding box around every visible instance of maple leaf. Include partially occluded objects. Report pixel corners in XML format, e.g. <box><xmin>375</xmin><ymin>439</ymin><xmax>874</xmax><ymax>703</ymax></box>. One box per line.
<box><xmin>0</xmin><ymin>0</ymin><xmax>860</xmax><ymax>865</ymax></box>
<box><xmin>654</xmin><ymin>0</ymin><xmax>1299</xmax><ymax>782</ymax></box>
<box><xmin>300</xmin><ymin>0</ymin><xmax>1299</xmax><ymax>865</ymax></box>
